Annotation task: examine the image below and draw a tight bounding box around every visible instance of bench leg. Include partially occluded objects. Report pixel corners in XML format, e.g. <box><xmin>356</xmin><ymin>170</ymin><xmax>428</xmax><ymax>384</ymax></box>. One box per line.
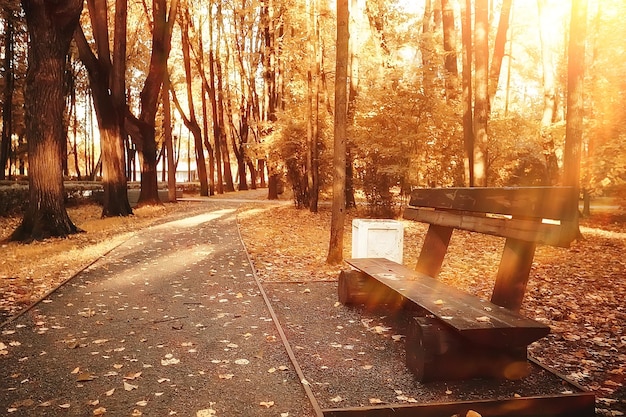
<box><xmin>338</xmin><ymin>270</ymin><xmax>408</xmax><ymax>310</ymax></box>
<box><xmin>491</xmin><ymin>239</ymin><xmax>537</xmax><ymax>311</ymax></box>
<box><xmin>415</xmin><ymin>225</ymin><xmax>453</xmax><ymax>277</ymax></box>
<box><xmin>406</xmin><ymin>317</ymin><xmax>530</xmax><ymax>382</ymax></box>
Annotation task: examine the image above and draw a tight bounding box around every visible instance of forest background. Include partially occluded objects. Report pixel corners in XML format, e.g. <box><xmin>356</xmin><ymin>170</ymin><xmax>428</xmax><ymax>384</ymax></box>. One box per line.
<box><xmin>0</xmin><ymin>0</ymin><xmax>624</xmax><ymax>243</ymax></box>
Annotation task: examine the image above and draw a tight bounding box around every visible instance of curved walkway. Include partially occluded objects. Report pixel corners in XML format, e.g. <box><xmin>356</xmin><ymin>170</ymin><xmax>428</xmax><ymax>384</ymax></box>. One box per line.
<box><xmin>0</xmin><ymin>199</ymin><xmax>315</xmax><ymax>416</ymax></box>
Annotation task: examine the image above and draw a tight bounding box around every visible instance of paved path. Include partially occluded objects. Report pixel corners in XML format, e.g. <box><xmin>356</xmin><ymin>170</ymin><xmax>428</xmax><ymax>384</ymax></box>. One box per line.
<box><xmin>0</xmin><ymin>200</ymin><xmax>315</xmax><ymax>416</ymax></box>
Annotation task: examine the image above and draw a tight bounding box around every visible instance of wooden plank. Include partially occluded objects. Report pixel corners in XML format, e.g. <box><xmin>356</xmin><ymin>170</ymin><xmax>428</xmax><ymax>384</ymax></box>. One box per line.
<box><xmin>403</xmin><ymin>206</ymin><xmax>576</xmax><ymax>247</ymax></box>
<box><xmin>345</xmin><ymin>258</ymin><xmax>549</xmax><ymax>348</ymax></box>
<box><xmin>322</xmin><ymin>392</ymin><xmax>596</xmax><ymax>417</ymax></box>
<box><xmin>408</xmin><ymin>186</ymin><xmax>579</xmax><ymax>221</ymax></box>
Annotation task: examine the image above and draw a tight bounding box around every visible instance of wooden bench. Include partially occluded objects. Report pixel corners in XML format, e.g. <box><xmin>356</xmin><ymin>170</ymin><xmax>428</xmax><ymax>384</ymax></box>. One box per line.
<box><xmin>339</xmin><ymin>187</ymin><xmax>579</xmax><ymax>382</ymax></box>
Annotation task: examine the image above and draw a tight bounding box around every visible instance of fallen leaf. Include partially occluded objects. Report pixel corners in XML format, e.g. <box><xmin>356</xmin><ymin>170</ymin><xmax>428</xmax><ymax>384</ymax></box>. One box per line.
<box><xmin>93</xmin><ymin>407</ymin><xmax>106</xmax><ymax>415</ymax></box>
<box><xmin>234</xmin><ymin>358</ymin><xmax>249</xmax><ymax>365</ymax></box>
<box><xmin>259</xmin><ymin>401</ymin><xmax>274</xmax><ymax>408</ymax></box>
<box><xmin>475</xmin><ymin>316</ymin><xmax>491</xmax><ymax>323</ymax></box>
<box><xmin>77</xmin><ymin>372</ymin><xmax>95</xmax><ymax>382</ymax></box>
<box><xmin>124</xmin><ymin>381</ymin><xmax>138</xmax><ymax>391</ymax></box>
<box><xmin>369</xmin><ymin>398</ymin><xmax>383</xmax><ymax>404</ymax></box>
<box><xmin>124</xmin><ymin>371</ymin><xmax>142</xmax><ymax>380</ymax></box>
<box><xmin>330</xmin><ymin>396</ymin><xmax>343</xmax><ymax>403</ymax></box>
<box><xmin>136</xmin><ymin>400</ymin><xmax>148</xmax><ymax>406</ymax></box>
<box><xmin>218</xmin><ymin>374</ymin><xmax>234</xmax><ymax>379</ymax></box>
<box><xmin>59</xmin><ymin>403</ymin><xmax>71</xmax><ymax>409</ymax></box>
<box><xmin>196</xmin><ymin>408</ymin><xmax>216</xmax><ymax>416</ymax></box>
<box><xmin>105</xmin><ymin>389</ymin><xmax>115</xmax><ymax>396</ymax></box>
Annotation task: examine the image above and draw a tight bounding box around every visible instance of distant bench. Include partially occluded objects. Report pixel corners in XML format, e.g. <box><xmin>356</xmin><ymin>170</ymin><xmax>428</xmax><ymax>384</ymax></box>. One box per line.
<box><xmin>339</xmin><ymin>187</ymin><xmax>579</xmax><ymax>382</ymax></box>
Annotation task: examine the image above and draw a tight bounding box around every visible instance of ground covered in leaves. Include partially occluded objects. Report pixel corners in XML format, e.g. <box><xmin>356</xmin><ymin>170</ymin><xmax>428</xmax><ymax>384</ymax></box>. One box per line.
<box><xmin>1</xmin><ymin>191</ymin><xmax>625</xmax><ymax>416</ymax></box>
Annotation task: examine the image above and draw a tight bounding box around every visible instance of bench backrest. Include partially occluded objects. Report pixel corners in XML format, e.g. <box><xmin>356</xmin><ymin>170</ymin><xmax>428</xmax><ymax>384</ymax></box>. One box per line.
<box><xmin>404</xmin><ymin>187</ymin><xmax>579</xmax><ymax>247</ymax></box>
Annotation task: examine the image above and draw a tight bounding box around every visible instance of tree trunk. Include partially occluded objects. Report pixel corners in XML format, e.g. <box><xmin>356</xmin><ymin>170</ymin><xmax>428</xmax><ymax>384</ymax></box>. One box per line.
<box><xmin>473</xmin><ymin>0</ymin><xmax>489</xmax><ymax>187</ymax></box>
<box><xmin>163</xmin><ymin>76</ymin><xmax>177</xmax><ymax>202</ymax></box>
<box><xmin>460</xmin><ymin>0</ymin><xmax>474</xmax><ymax>187</ymax></box>
<box><xmin>537</xmin><ymin>0</ymin><xmax>560</xmax><ymax>185</ymax></box>
<box><xmin>441</xmin><ymin>0</ymin><xmax>459</xmax><ymax>101</ymax></box>
<box><xmin>11</xmin><ymin>0</ymin><xmax>83</xmax><ymax>242</ymax></box>
<box><xmin>206</xmin><ymin>7</ymin><xmax>224</xmax><ymax>194</ymax></box>
<box><xmin>1</xmin><ymin>12</ymin><xmax>14</xmax><ymax>180</ymax></box>
<box><xmin>74</xmin><ymin>23</ymin><xmax>132</xmax><ymax>217</ymax></box>
<box><xmin>563</xmin><ymin>0</ymin><xmax>587</xmax><ymax>191</ymax></box>
<box><xmin>327</xmin><ymin>0</ymin><xmax>349</xmax><ymax>265</ymax></box>
<box><xmin>128</xmin><ymin>0</ymin><xmax>179</xmax><ymax>206</ymax></box>
<box><xmin>488</xmin><ymin>0</ymin><xmax>512</xmax><ymax>104</ymax></box>
<box><xmin>179</xmin><ymin>9</ymin><xmax>209</xmax><ymax>196</ymax></box>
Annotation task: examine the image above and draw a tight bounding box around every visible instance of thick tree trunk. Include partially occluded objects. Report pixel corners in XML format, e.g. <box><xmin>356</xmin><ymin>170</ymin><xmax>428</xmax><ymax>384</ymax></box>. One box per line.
<box><xmin>12</xmin><ymin>0</ymin><xmax>83</xmax><ymax>242</ymax></box>
<box><xmin>74</xmin><ymin>25</ymin><xmax>132</xmax><ymax>217</ymax></box>
<box><xmin>132</xmin><ymin>0</ymin><xmax>179</xmax><ymax>206</ymax></box>
<box><xmin>327</xmin><ymin>0</ymin><xmax>349</xmax><ymax>265</ymax></box>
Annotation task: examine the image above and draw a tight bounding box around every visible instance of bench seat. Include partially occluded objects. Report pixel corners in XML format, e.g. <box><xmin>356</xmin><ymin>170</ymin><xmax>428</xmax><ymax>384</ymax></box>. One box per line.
<box><xmin>344</xmin><ymin>258</ymin><xmax>549</xmax><ymax>349</ymax></box>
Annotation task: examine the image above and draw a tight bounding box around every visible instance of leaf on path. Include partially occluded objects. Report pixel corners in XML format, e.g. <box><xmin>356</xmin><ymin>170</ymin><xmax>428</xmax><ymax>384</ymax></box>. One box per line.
<box><xmin>218</xmin><ymin>374</ymin><xmax>234</xmax><ymax>379</ymax></box>
<box><xmin>105</xmin><ymin>389</ymin><xmax>115</xmax><ymax>396</ymax></box>
<box><xmin>59</xmin><ymin>403</ymin><xmax>71</xmax><ymax>409</ymax></box>
<box><xmin>124</xmin><ymin>381</ymin><xmax>138</xmax><ymax>391</ymax></box>
<box><xmin>260</xmin><ymin>401</ymin><xmax>274</xmax><ymax>408</ymax></box>
<box><xmin>93</xmin><ymin>407</ymin><xmax>106</xmax><ymax>415</ymax></box>
<box><xmin>157</xmin><ymin>378</ymin><xmax>170</xmax><ymax>383</ymax></box>
<box><xmin>330</xmin><ymin>396</ymin><xmax>343</xmax><ymax>403</ymax></box>
<box><xmin>234</xmin><ymin>358</ymin><xmax>249</xmax><ymax>365</ymax></box>
<box><xmin>88</xmin><ymin>400</ymin><xmax>99</xmax><ymax>406</ymax></box>
<box><xmin>196</xmin><ymin>409</ymin><xmax>216</xmax><ymax>416</ymax></box>
<box><xmin>369</xmin><ymin>398</ymin><xmax>383</xmax><ymax>404</ymax></box>
<box><xmin>161</xmin><ymin>354</ymin><xmax>180</xmax><ymax>366</ymax></box>
<box><xmin>77</xmin><ymin>372</ymin><xmax>96</xmax><ymax>382</ymax></box>
<box><xmin>136</xmin><ymin>400</ymin><xmax>148</xmax><ymax>406</ymax></box>
<box><xmin>475</xmin><ymin>316</ymin><xmax>490</xmax><ymax>323</ymax></box>
<box><xmin>70</xmin><ymin>367</ymin><xmax>80</xmax><ymax>374</ymax></box>
<box><xmin>124</xmin><ymin>371</ymin><xmax>142</xmax><ymax>380</ymax></box>
<box><xmin>131</xmin><ymin>410</ymin><xmax>142</xmax><ymax>417</ymax></box>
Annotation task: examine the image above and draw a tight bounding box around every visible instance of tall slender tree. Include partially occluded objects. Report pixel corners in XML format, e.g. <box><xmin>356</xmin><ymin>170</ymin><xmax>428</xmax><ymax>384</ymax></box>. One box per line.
<box><xmin>327</xmin><ymin>0</ymin><xmax>349</xmax><ymax>264</ymax></box>
<box><xmin>1</xmin><ymin>7</ymin><xmax>16</xmax><ymax>179</ymax></box>
<box><xmin>537</xmin><ymin>0</ymin><xmax>560</xmax><ymax>184</ymax></box>
<box><xmin>563</xmin><ymin>0</ymin><xmax>588</xmax><ymax>191</ymax></box>
<box><xmin>11</xmin><ymin>0</ymin><xmax>83</xmax><ymax>241</ymax></box>
<box><xmin>460</xmin><ymin>0</ymin><xmax>474</xmax><ymax>186</ymax></box>
<box><xmin>473</xmin><ymin>0</ymin><xmax>489</xmax><ymax>186</ymax></box>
